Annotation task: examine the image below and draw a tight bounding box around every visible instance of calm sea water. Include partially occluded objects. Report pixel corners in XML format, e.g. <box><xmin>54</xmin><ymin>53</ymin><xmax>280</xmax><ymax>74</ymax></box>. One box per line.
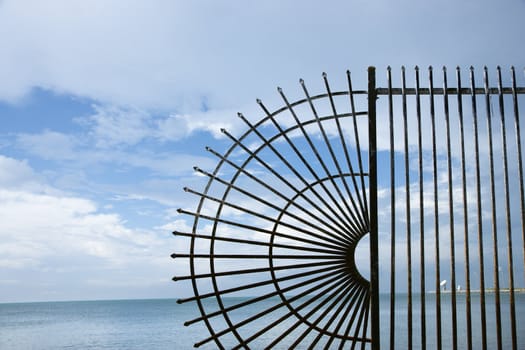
<box><xmin>0</xmin><ymin>299</ymin><xmax>204</xmax><ymax>349</ymax></box>
<box><xmin>1</xmin><ymin>294</ymin><xmax>524</xmax><ymax>349</ymax></box>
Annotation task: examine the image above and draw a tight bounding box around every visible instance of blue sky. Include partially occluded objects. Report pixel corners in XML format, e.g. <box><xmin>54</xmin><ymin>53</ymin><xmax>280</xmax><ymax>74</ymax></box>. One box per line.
<box><xmin>1</xmin><ymin>0</ymin><xmax>525</xmax><ymax>303</ymax></box>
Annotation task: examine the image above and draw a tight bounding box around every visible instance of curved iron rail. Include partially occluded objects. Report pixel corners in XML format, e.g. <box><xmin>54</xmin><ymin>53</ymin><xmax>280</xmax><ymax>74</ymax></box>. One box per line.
<box><xmin>173</xmin><ymin>71</ymin><xmax>373</xmax><ymax>349</ymax></box>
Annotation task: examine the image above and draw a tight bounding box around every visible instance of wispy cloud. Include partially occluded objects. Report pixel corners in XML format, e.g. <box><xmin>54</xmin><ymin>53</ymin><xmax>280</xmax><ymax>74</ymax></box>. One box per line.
<box><xmin>0</xmin><ymin>155</ymin><xmax>176</xmax><ymax>301</ymax></box>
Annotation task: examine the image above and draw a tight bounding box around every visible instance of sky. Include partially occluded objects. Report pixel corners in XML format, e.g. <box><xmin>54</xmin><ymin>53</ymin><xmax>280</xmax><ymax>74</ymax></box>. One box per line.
<box><xmin>0</xmin><ymin>0</ymin><xmax>525</xmax><ymax>303</ymax></box>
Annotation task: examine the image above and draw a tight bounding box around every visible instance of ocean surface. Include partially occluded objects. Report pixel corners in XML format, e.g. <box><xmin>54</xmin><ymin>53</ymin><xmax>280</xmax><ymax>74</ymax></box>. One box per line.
<box><xmin>1</xmin><ymin>294</ymin><xmax>524</xmax><ymax>349</ymax></box>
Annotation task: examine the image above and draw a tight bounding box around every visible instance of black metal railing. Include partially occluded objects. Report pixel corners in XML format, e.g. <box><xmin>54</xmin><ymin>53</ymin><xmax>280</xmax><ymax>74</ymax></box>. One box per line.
<box><xmin>173</xmin><ymin>66</ymin><xmax>525</xmax><ymax>349</ymax></box>
<box><xmin>377</xmin><ymin>66</ymin><xmax>525</xmax><ymax>350</ymax></box>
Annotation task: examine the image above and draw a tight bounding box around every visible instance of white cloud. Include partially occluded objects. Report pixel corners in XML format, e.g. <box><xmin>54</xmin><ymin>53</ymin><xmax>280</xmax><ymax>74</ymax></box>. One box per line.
<box><xmin>155</xmin><ymin>114</ymin><xmax>192</xmax><ymax>140</ymax></box>
<box><xmin>0</xmin><ymin>155</ymin><xmax>40</xmax><ymax>188</ymax></box>
<box><xmin>16</xmin><ymin>130</ymin><xmax>78</xmax><ymax>160</ymax></box>
<box><xmin>155</xmin><ymin>109</ymin><xmax>243</xmax><ymax>141</ymax></box>
<box><xmin>13</xmin><ymin>127</ymin><xmax>217</xmax><ymax>180</ymax></box>
<box><xmin>81</xmin><ymin>105</ymin><xmax>153</xmax><ymax>148</ymax></box>
<box><xmin>0</xmin><ymin>155</ymin><xmax>178</xmax><ymax>301</ymax></box>
<box><xmin>0</xmin><ymin>184</ymin><xmax>175</xmax><ymax>298</ymax></box>
<box><xmin>157</xmin><ymin>218</ymin><xmax>192</xmax><ymax>233</ymax></box>
<box><xmin>1</xmin><ymin>0</ymin><xmax>523</xmax><ymax>114</ymax></box>
<box><xmin>79</xmin><ymin>104</ymin><xmax>245</xmax><ymax>145</ymax></box>
<box><xmin>0</xmin><ymin>189</ymin><xmax>108</xmax><ymax>262</ymax></box>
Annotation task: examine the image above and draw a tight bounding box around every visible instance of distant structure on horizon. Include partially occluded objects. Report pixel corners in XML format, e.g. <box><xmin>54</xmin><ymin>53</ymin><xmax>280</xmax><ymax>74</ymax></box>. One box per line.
<box><xmin>440</xmin><ymin>280</ymin><xmax>447</xmax><ymax>291</ymax></box>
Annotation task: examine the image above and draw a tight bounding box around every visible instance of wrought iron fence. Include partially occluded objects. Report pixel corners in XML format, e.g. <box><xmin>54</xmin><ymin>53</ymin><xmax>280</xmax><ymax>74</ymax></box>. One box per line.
<box><xmin>173</xmin><ymin>66</ymin><xmax>525</xmax><ymax>349</ymax></box>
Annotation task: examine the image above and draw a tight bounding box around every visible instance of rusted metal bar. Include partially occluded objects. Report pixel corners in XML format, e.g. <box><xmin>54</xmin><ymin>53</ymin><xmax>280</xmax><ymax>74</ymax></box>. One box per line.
<box><xmin>497</xmin><ymin>67</ymin><xmax>517</xmax><ymax>350</ymax></box>
<box><xmin>443</xmin><ymin>67</ymin><xmax>458</xmax><ymax>350</ymax></box>
<box><xmin>368</xmin><ymin>65</ymin><xmax>380</xmax><ymax>350</ymax></box>
<box><xmin>387</xmin><ymin>66</ymin><xmax>396</xmax><ymax>350</ymax></box>
<box><xmin>470</xmin><ymin>66</ymin><xmax>488</xmax><ymax>350</ymax></box>
<box><xmin>456</xmin><ymin>67</ymin><xmax>473</xmax><ymax>350</ymax></box>
<box><xmin>415</xmin><ymin>65</ymin><xmax>426</xmax><ymax>350</ymax></box>
<box><xmin>511</xmin><ymin>67</ymin><xmax>525</xmax><ymax>295</ymax></box>
<box><xmin>429</xmin><ymin>66</ymin><xmax>443</xmax><ymax>350</ymax></box>
<box><xmin>483</xmin><ymin>67</ymin><xmax>503</xmax><ymax>350</ymax></box>
<box><xmin>402</xmin><ymin>66</ymin><xmax>413</xmax><ymax>350</ymax></box>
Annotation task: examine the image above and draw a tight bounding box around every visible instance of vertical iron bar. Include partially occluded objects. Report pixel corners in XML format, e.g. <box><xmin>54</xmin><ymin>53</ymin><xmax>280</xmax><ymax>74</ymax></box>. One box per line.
<box><xmin>368</xmin><ymin>66</ymin><xmax>380</xmax><ymax>350</ymax></box>
<box><xmin>443</xmin><ymin>67</ymin><xmax>458</xmax><ymax>350</ymax></box>
<box><xmin>402</xmin><ymin>66</ymin><xmax>413</xmax><ymax>350</ymax></box>
<box><xmin>429</xmin><ymin>66</ymin><xmax>442</xmax><ymax>350</ymax></box>
<box><xmin>415</xmin><ymin>66</ymin><xmax>426</xmax><ymax>350</ymax></box>
<box><xmin>456</xmin><ymin>67</ymin><xmax>473</xmax><ymax>350</ymax></box>
<box><xmin>387</xmin><ymin>66</ymin><xmax>396</xmax><ymax>350</ymax></box>
<box><xmin>497</xmin><ymin>66</ymin><xmax>517</xmax><ymax>350</ymax></box>
<box><xmin>511</xmin><ymin>67</ymin><xmax>525</xmax><ymax>315</ymax></box>
<box><xmin>483</xmin><ymin>66</ymin><xmax>503</xmax><ymax>350</ymax></box>
<box><xmin>470</xmin><ymin>66</ymin><xmax>488</xmax><ymax>350</ymax></box>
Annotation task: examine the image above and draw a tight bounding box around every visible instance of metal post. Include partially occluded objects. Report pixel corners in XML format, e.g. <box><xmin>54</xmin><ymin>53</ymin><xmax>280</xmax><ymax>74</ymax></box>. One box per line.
<box><xmin>368</xmin><ymin>66</ymin><xmax>380</xmax><ymax>350</ymax></box>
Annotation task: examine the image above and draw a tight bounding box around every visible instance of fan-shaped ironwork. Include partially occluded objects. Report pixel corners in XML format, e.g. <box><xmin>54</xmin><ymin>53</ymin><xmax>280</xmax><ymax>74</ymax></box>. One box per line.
<box><xmin>173</xmin><ymin>71</ymin><xmax>374</xmax><ymax>349</ymax></box>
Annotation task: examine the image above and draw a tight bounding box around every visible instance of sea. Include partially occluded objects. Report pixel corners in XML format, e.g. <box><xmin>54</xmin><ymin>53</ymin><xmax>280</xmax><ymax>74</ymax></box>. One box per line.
<box><xmin>1</xmin><ymin>294</ymin><xmax>524</xmax><ymax>349</ymax></box>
